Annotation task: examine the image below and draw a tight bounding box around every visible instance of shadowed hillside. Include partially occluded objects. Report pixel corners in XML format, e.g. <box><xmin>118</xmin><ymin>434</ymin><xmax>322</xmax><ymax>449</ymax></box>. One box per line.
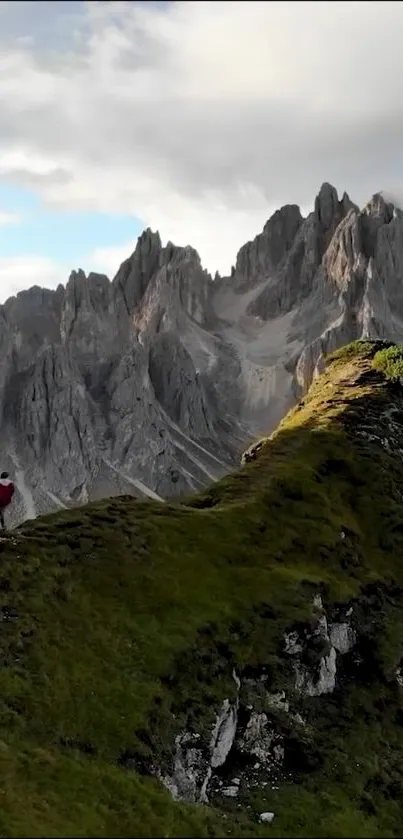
<box><xmin>1</xmin><ymin>340</ymin><xmax>403</xmax><ymax>836</ymax></box>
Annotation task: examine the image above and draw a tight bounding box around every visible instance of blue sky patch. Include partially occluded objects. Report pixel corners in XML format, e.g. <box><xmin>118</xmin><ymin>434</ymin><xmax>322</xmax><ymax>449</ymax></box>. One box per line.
<box><xmin>0</xmin><ymin>182</ymin><xmax>144</xmax><ymax>271</ymax></box>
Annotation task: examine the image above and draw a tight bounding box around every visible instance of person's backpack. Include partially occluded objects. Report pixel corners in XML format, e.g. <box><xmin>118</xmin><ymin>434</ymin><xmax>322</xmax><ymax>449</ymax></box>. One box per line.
<box><xmin>0</xmin><ymin>476</ymin><xmax>14</xmax><ymax>509</ymax></box>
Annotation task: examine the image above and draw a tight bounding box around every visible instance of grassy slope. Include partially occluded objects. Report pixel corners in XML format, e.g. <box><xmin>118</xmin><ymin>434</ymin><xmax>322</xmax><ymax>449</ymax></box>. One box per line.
<box><xmin>1</xmin><ymin>340</ymin><xmax>403</xmax><ymax>836</ymax></box>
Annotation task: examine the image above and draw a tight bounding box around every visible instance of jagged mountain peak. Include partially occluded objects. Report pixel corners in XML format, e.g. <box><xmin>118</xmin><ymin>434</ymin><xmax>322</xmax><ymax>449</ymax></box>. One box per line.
<box><xmin>123</xmin><ymin>227</ymin><xmax>162</xmax><ymax>266</ymax></box>
<box><xmin>341</xmin><ymin>190</ymin><xmax>358</xmax><ymax>216</ymax></box>
<box><xmin>262</xmin><ymin>203</ymin><xmax>304</xmax><ymax>260</ymax></box>
<box><xmin>139</xmin><ymin>225</ymin><xmax>161</xmax><ymax>242</ymax></box>
<box><xmin>112</xmin><ymin>228</ymin><xmax>162</xmax><ymax>317</ymax></box>
<box><xmin>231</xmin><ymin>183</ymin><xmax>360</xmax><ymax>296</ymax></box>
<box><xmin>67</xmin><ymin>268</ymin><xmax>109</xmax><ymax>286</ymax></box>
<box><xmin>65</xmin><ymin>268</ymin><xmax>89</xmax><ymax>305</ymax></box>
<box><xmin>314</xmin><ymin>180</ymin><xmax>355</xmax><ymax>212</ymax></box>
<box><xmin>63</xmin><ymin>268</ymin><xmax>112</xmax><ymax>332</ymax></box>
<box><xmin>164</xmin><ymin>241</ymin><xmax>202</xmax><ymax>264</ymax></box>
<box><xmin>313</xmin><ymin>181</ymin><xmax>358</xmax><ymax>244</ymax></box>
<box><xmin>3</xmin><ymin>181</ymin><xmax>403</xmax><ymax>527</ymax></box>
<box><xmin>314</xmin><ymin>181</ymin><xmax>340</xmax><ymax>226</ymax></box>
<box><xmin>232</xmin><ymin>202</ymin><xmax>303</xmax><ymax>290</ymax></box>
<box><xmin>363</xmin><ymin>191</ymin><xmax>395</xmax><ymax>222</ymax></box>
<box><xmin>2</xmin><ymin>283</ymin><xmax>62</xmax><ymax>313</ymax></box>
<box><xmin>68</xmin><ymin>267</ymin><xmax>87</xmax><ymax>282</ymax></box>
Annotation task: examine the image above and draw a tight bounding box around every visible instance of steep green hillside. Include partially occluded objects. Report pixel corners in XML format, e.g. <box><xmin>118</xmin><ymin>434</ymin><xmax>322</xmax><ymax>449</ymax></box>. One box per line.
<box><xmin>2</xmin><ymin>340</ymin><xmax>403</xmax><ymax>837</ymax></box>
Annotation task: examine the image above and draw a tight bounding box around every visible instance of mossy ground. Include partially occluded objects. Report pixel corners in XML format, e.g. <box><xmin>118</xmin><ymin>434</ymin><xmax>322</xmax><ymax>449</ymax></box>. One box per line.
<box><xmin>1</xmin><ymin>340</ymin><xmax>403</xmax><ymax>836</ymax></box>
<box><xmin>373</xmin><ymin>342</ymin><xmax>403</xmax><ymax>381</ymax></box>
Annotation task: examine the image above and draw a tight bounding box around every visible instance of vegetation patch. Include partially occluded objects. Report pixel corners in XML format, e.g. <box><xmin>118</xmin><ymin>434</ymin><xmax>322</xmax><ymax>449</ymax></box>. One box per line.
<box><xmin>0</xmin><ymin>340</ymin><xmax>402</xmax><ymax>835</ymax></box>
<box><xmin>373</xmin><ymin>343</ymin><xmax>403</xmax><ymax>381</ymax></box>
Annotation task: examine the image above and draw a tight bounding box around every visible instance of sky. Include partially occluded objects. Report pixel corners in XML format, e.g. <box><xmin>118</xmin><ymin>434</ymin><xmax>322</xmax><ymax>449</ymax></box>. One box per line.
<box><xmin>1</xmin><ymin>0</ymin><xmax>403</xmax><ymax>302</ymax></box>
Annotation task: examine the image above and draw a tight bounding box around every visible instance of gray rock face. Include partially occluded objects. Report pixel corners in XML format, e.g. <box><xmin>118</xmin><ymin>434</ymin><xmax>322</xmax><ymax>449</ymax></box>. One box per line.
<box><xmin>286</xmin><ymin>596</ymin><xmax>356</xmax><ymax>698</ymax></box>
<box><xmin>154</xmin><ymin>596</ymin><xmax>357</xmax><ymax>809</ymax></box>
<box><xmin>238</xmin><ymin>711</ymin><xmax>279</xmax><ymax>764</ymax></box>
<box><xmin>245</xmin><ymin>183</ymin><xmax>357</xmax><ymax>321</ymax></box>
<box><xmin>113</xmin><ymin>228</ymin><xmax>162</xmax><ymax>320</ymax></box>
<box><xmin>0</xmin><ymin>233</ymin><xmax>236</xmax><ymax>523</ymax></box>
<box><xmin>148</xmin><ymin>331</ymin><xmax>212</xmax><ymax>436</ymax></box>
<box><xmin>259</xmin><ymin>812</ymin><xmax>275</xmax><ymax>824</ymax></box>
<box><xmin>158</xmin><ymin>671</ymin><xmax>241</xmax><ymax>804</ymax></box>
<box><xmin>234</xmin><ymin>204</ymin><xmax>303</xmax><ymax>290</ymax></box>
<box><xmin>2</xmin><ymin>183</ymin><xmax>403</xmax><ymax>523</ymax></box>
<box><xmin>210</xmin><ymin>696</ymin><xmax>239</xmax><ymax>769</ymax></box>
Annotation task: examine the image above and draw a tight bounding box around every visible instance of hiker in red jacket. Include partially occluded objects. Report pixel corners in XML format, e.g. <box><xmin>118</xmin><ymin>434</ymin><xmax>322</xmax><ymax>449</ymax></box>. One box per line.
<box><xmin>0</xmin><ymin>472</ymin><xmax>15</xmax><ymax>531</ymax></box>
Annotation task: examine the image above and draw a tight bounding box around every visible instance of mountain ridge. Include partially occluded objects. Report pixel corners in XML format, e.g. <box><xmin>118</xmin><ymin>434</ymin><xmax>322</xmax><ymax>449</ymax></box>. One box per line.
<box><xmin>2</xmin><ymin>183</ymin><xmax>403</xmax><ymax>524</ymax></box>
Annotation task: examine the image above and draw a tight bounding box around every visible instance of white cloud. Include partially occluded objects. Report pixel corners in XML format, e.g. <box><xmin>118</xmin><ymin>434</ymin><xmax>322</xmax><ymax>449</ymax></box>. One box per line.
<box><xmin>0</xmin><ymin>255</ymin><xmax>67</xmax><ymax>302</ymax></box>
<box><xmin>0</xmin><ymin>210</ymin><xmax>22</xmax><ymax>226</ymax></box>
<box><xmin>0</xmin><ymin>1</ymin><xmax>403</xmax><ymax>277</ymax></box>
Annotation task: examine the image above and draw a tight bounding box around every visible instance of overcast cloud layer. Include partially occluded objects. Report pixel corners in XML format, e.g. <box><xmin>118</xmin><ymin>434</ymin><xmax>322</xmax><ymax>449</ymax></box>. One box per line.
<box><xmin>1</xmin><ymin>0</ymin><xmax>403</xmax><ymax>286</ymax></box>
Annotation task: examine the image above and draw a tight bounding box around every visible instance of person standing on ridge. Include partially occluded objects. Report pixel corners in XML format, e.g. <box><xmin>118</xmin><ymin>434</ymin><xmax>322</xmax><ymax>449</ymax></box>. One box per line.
<box><xmin>0</xmin><ymin>472</ymin><xmax>15</xmax><ymax>531</ymax></box>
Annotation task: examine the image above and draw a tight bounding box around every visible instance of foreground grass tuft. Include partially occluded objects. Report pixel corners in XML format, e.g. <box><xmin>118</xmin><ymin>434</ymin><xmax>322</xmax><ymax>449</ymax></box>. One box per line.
<box><xmin>373</xmin><ymin>343</ymin><xmax>403</xmax><ymax>381</ymax></box>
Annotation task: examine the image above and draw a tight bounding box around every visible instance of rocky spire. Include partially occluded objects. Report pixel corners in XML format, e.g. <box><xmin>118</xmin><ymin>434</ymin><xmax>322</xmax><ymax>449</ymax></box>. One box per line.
<box><xmin>113</xmin><ymin>228</ymin><xmax>162</xmax><ymax>317</ymax></box>
<box><xmin>233</xmin><ymin>204</ymin><xmax>303</xmax><ymax>289</ymax></box>
<box><xmin>314</xmin><ymin>182</ymin><xmax>340</xmax><ymax>232</ymax></box>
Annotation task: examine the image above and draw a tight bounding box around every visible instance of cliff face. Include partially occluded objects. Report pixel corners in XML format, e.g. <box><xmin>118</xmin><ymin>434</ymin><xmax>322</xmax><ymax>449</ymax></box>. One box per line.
<box><xmin>2</xmin><ymin>185</ymin><xmax>403</xmax><ymax>523</ymax></box>
<box><xmin>2</xmin><ymin>340</ymin><xmax>403</xmax><ymax>836</ymax></box>
<box><xmin>0</xmin><ymin>236</ymin><xmax>235</xmax><ymax>523</ymax></box>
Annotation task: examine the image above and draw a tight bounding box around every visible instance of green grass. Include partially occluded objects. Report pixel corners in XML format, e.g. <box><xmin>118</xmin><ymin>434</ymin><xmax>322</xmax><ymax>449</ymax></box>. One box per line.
<box><xmin>0</xmin><ymin>339</ymin><xmax>403</xmax><ymax>835</ymax></box>
<box><xmin>373</xmin><ymin>343</ymin><xmax>403</xmax><ymax>381</ymax></box>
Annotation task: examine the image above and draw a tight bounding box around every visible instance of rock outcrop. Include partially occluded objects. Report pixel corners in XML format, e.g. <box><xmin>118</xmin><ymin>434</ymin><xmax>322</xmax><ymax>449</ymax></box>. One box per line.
<box><xmin>156</xmin><ymin>595</ymin><xmax>358</xmax><ymax>807</ymax></box>
<box><xmin>2</xmin><ymin>184</ymin><xmax>403</xmax><ymax>523</ymax></box>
